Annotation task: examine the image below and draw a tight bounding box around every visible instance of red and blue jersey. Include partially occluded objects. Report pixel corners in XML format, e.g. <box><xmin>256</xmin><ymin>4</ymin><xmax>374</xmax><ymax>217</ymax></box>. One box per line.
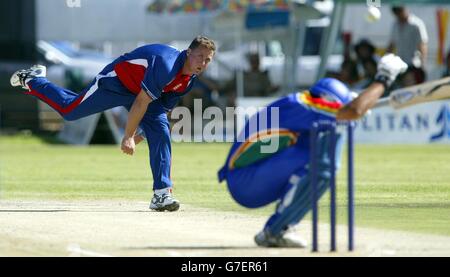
<box><xmin>218</xmin><ymin>91</ymin><xmax>342</xmax><ymax>181</ymax></box>
<box><xmin>100</xmin><ymin>44</ymin><xmax>196</xmax><ymax>111</ymax></box>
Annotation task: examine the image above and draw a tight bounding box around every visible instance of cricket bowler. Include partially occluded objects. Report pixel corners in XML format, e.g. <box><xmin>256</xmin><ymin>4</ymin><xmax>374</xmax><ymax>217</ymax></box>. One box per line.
<box><xmin>10</xmin><ymin>36</ymin><xmax>216</xmax><ymax>212</ymax></box>
<box><xmin>218</xmin><ymin>54</ymin><xmax>407</xmax><ymax>247</ymax></box>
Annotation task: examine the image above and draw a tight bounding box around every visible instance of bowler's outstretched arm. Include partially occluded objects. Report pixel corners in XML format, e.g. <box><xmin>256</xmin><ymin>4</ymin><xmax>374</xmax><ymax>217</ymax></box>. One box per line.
<box><xmin>121</xmin><ymin>89</ymin><xmax>152</xmax><ymax>155</ymax></box>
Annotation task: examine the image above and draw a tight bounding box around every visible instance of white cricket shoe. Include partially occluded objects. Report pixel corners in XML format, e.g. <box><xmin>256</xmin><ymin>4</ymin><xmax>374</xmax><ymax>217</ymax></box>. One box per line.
<box><xmin>10</xmin><ymin>64</ymin><xmax>46</xmax><ymax>90</ymax></box>
<box><xmin>149</xmin><ymin>188</ymin><xmax>180</xmax><ymax>212</ymax></box>
<box><xmin>254</xmin><ymin>227</ymin><xmax>307</xmax><ymax>248</ymax></box>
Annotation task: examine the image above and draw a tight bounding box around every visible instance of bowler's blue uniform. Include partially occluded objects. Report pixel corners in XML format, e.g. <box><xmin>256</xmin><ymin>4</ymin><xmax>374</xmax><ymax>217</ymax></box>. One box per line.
<box><xmin>26</xmin><ymin>44</ymin><xmax>196</xmax><ymax>191</ymax></box>
<box><xmin>218</xmin><ymin>91</ymin><xmax>344</xmax><ymax>234</ymax></box>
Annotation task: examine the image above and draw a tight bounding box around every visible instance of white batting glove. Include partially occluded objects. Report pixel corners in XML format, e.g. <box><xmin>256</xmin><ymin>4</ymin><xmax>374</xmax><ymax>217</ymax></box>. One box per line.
<box><xmin>374</xmin><ymin>54</ymin><xmax>408</xmax><ymax>88</ymax></box>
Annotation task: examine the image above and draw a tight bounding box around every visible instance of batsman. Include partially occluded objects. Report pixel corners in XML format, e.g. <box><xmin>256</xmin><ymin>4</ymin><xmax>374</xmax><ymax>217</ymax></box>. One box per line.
<box><xmin>218</xmin><ymin>54</ymin><xmax>407</xmax><ymax>247</ymax></box>
<box><xmin>10</xmin><ymin>36</ymin><xmax>216</xmax><ymax>212</ymax></box>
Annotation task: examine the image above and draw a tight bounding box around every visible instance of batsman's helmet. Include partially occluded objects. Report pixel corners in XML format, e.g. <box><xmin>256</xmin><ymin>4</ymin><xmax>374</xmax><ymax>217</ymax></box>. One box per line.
<box><xmin>310</xmin><ymin>78</ymin><xmax>354</xmax><ymax>105</ymax></box>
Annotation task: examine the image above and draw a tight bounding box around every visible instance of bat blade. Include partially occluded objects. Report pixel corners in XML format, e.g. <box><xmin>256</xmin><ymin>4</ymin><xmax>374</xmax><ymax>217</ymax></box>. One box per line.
<box><xmin>374</xmin><ymin>77</ymin><xmax>450</xmax><ymax>109</ymax></box>
<box><xmin>373</xmin><ymin>97</ymin><xmax>390</xmax><ymax>109</ymax></box>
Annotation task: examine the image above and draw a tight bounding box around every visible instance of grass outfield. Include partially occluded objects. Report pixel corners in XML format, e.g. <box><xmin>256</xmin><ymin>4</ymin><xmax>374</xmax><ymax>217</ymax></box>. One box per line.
<box><xmin>0</xmin><ymin>133</ymin><xmax>449</xmax><ymax>237</ymax></box>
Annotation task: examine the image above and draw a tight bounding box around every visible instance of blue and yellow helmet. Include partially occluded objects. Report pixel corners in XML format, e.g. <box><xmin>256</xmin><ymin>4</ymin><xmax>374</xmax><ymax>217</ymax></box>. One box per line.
<box><xmin>310</xmin><ymin>78</ymin><xmax>354</xmax><ymax>105</ymax></box>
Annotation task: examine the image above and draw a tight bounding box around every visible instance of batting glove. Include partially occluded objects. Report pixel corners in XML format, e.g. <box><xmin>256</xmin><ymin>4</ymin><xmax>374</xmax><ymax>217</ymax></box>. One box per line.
<box><xmin>374</xmin><ymin>54</ymin><xmax>408</xmax><ymax>88</ymax></box>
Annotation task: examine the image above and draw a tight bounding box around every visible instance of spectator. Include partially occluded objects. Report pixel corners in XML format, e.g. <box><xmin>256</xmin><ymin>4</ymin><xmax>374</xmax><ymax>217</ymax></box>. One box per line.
<box><xmin>354</xmin><ymin>39</ymin><xmax>379</xmax><ymax>78</ymax></box>
<box><xmin>355</xmin><ymin>39</ymin><xmax>377</xmax><ymax>62</ymax></box>
<box><xmin>387</xmin><ymin>6</ymin><xmax>428</xmax><ymax>72</ymax></box>
<box><xmin>337</xmin><ymin>59</ymin><xmax>359</xmax><ymax>86</ymax></box>
<box><xmin>443</xmin><ymin>51</ymin><xmax>450</xmax><ymax>77</ymax></box>
<box><xmin>399</xmin><ymin>66</ymin><xmax>426</xmax><ymax>87</ymax></box>
<box><xmin>387</xmin><ymin>65</ymin><xmax>426</xmax><ymax>96</ymax></box>
<box><xmin>223</xmin><ymin>53</ymin><xmax>279</xmax><ymax>106</ymax></box>
<box><xmin>352</xmin><ymin>58</ymin><xmax>378</xmax><ymax>90</ymax></box>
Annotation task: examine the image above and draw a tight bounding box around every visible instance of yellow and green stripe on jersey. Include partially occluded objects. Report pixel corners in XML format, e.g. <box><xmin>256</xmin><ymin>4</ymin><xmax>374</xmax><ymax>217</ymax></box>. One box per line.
<box><xmin>228</xmin><ymin>129</ymin><xmax>298</xmax><ymax>170</ymax></box>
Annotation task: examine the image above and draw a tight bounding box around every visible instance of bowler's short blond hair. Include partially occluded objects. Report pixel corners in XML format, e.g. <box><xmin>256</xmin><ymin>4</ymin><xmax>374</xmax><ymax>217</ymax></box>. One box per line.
<box><xmin>188</xmin><ymin>36</ymin><xmax>216</xmax><ymax>52</ymax></box>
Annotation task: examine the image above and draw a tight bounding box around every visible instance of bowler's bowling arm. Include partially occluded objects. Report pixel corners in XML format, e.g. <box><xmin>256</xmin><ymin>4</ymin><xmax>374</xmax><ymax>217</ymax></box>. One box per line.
<box><xmin>124</xmin><ymin>89</ymin><xmax>152</xmax><ymax>139</ymax></box>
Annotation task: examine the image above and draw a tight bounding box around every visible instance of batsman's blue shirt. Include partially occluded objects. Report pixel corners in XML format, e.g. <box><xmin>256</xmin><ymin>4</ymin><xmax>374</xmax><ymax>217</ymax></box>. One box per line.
<box><xmin>218</xmin><ymin>91</ymin><xmax>342</xmax><ymax>182</ymax></box>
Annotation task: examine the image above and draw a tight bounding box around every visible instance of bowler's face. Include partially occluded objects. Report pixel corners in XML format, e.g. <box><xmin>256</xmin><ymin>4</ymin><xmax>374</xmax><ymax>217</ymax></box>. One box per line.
<box><xmin>186</xmin><ymin>46</ymin><xmax>214</xmax><ymax>75</ymax></box>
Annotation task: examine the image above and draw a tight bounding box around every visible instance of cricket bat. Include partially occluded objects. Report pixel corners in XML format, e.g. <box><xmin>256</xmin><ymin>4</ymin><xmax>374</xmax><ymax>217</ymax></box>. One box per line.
<box><xmin>374</xmin><ymin>77</ymin><xmax>450</xmax><ymax>109</ymax></box>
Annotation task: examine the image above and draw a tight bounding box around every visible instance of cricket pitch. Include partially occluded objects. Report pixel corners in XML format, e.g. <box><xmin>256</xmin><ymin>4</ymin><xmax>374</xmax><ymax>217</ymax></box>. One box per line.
<box><xmin>0</xmin><ymin>200</ymin><xmax>449</xmax><ymax>257</ymax></box>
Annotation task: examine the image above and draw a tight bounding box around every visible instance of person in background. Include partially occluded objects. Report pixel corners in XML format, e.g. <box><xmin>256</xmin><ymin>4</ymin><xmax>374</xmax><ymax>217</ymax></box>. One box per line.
<box><xmin>338</xmin><ymin>59</ymin><xmax>359</xmax><ymax>87</ymax></box>
<box><xmin>442</xmin><ymin>51</ymin><xmax>450</xmax><ymax>77</ymax></box>
<box><xmin>387</xmin><ymin>6</ymin><xmax>428</xmax><ymax>75</ymax></box>
<box><xmin>352</xmin><ymin>58</ymin><xmax>378</xmax><ymax>90</ymax></box>
<box><xmin>223</xmin><ymin>52</ymin><xmax>279</xmax><ymax>106</ymax></box>
<box><xmin>354</xmin><ymin>39</ymin><xmax>379</xmax><ymax>79</ymax></box>
<box><xmin>399</xmin><ymin>66</ymin><xmax>426</xmax><ymax>87</ymax></box>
